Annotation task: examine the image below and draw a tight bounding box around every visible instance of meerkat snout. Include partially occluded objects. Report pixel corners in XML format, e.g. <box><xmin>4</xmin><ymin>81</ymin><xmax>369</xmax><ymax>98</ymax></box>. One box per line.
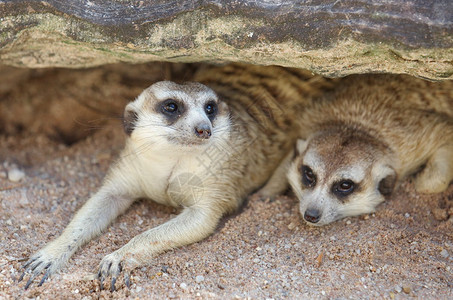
<box><xmin>194</xmin><ymin>123</ymin><xmax>212</xmax><ymax>139</ymax></box>
<box><xmin>304</xmin><ymin>208</ymin><xmax>321</xmax><ymax>223</ymax></box>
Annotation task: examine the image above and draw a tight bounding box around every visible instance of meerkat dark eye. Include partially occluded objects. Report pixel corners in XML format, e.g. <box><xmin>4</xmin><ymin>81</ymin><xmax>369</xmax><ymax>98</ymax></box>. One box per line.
<box><xmin>162</xmin><ymin>100</ymin><xmax>178</xmax><ymax>114</ymax></box>
<box><xmin>205</xmin><ymin>101</ymin><xmax>217</xmax><ymax>118</ymax></box>
<box><xmin>332</xmin><ymin>180</ymin><xmax>355</xmax><ymax>198</ymax></box>
<box><xmin>158</xmin><ymin>99</ymin><xmax>185</xmax><ymax>124</ymax></box>
<box><xmin>301</xmin><ymin>165</ymin><xmax>316</xmax><ymax>188</ymax></box>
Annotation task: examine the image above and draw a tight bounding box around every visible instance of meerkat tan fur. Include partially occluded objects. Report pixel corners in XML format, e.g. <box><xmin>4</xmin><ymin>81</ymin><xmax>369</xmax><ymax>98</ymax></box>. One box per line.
<box><xmin>20</xmin><ymin>64</ymin><xmax>335</xmax><ymax>290</ymax></box>
<box><xmin>287</xmin><ymin>74</ymin><xmax>453</xmax><ymax>226</ymax></box>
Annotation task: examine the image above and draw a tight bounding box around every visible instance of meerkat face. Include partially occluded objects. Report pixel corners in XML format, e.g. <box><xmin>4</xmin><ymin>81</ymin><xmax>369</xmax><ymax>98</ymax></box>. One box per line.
<box><xmin>123</xmin><ymin>81</ymin><xmax>230</xmax><ymax>152</ymax></box>
<box><xmin>288</xmin><ymin>130</ymin><xmax>396</xmax><ymax>226</ymax></box>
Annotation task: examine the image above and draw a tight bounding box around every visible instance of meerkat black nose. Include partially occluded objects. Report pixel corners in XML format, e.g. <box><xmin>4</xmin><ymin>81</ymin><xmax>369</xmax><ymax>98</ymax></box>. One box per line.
<box><xmin>194</xmin><ymin>124</ymin><xmax>212</xmax><ymax>139</ymax></box>
<box><xmin>304</xmin><ymin>208</ymin><xmax>321</xmax><ymax>223</ymax></box>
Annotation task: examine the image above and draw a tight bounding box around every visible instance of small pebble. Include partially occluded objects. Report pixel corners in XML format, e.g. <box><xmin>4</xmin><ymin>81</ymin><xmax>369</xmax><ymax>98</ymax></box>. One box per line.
<box><xmin>180</xmin><ymin>282</ymin><xmax>188</xmax><ymax>290</ymax></box>
<box><xmin>346</xmin><ymin>220</ymin><xmax>351</xmax><ymax>225</ymax></box>
<box><xmin>315</xmin><ymin>252</ymin><xmax>323</xmax><ymax>267</ymax></box>
<box><xmin>395</xmin><ymin>285</ymin><xmax>402</xmax><ymax>293</ymax></box>
<box><xmin>195</xmin><ymin>275</ymin><xmax>204</xmax><ymax>283</ymax></box>
<box><xmin>288</xmin><ymin>222</ymin><xmax>297</xmax><ymax>230</ymax></box>
<box><xmin>7</xmin><ymin>168</ymin><xmax>25</xmax><ymax>182</ymax></box>
<box><xmin>404</xmin><ymin>213</ymin><xmax>410</xmax><ymax>218</ymax></box>
<box><xmin>402</xmin><ymin>286</ymin><xmax>411</xmax><ymax>294</ymax></box>
<box><xmin>440</xmin><ymin>249</ymin><xmax>449</xmax><ymax>258</ymax></box>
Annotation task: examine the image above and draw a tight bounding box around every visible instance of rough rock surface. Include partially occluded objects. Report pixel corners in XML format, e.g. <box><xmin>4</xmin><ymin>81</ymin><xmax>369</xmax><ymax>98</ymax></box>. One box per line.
<box><xmin>1</xmin><ymin>0</ymin><xmax>452</xmax><ymax>80</ymax></box>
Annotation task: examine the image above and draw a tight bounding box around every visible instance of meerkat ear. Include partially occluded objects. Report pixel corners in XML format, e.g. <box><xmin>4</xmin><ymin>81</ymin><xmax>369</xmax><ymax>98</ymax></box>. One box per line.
<box><xmin>295</xmin><ymin>139</ymin><xmax>308</xmax><ymax>157</ymax></box>
<box><xmin>217</xmin><ymin>101</ymin><xmax>229</xmax><ymax>114</ymax></box>
<box><xmin>377</xmin><ymin>166</ymin><xmax>396</xmax><ymax>198</ymax></box>
<box><xmin>123</xmin><ymin>106</ymin><xmax>138</xmax><ymax>136</ymax></box>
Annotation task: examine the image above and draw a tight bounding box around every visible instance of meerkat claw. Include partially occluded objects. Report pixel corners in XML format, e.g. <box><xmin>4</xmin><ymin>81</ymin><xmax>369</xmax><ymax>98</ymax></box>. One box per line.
<box><xmin>37</xmin><ymin>270</ymin><xmax>50</xmax><ymax>287</ymax></box>
<box><xmin>24</xmin><ymin>273</ymin><xmax>37</xmax><ymax>290</ymax></box>
<box><xmin>17</xmin><ymin>271</ymin><xmax>26</xmax><ymax>283</ymax></box>
<box><xmin>99</xmin><ymin>277</ymin><xmax>104</xmax><ymax>290</ymax></box>
<box><xmin>98</xmin><ymin>270</ymin><xmax>106</xmax><ymax>290</ymax></box>
<box><xmin>124</xmin><ymin>273</ymin><xmax>131</xmax><ymax>288</ymax></box>
<box><xmin>19</xmin><ymin>257</ymin><xmax>52</xmax><ymax>289</ymax></box>
<box><xmin>97</xmin><ymin>255</ymin><xmax>124</xmax><ymax>291</ymax></box>
<box><xmin>36</xmin><ymin>263</ymin><xmax>51</xmax><ymax>287</ymax></box>
<box><xmin>110</xmin><ymin>277</ymin><xmax>117</xmax><ymax>292</ymax></box>
<box><xmin>22</xmin><ymin>257</ymin><xmax>37</xmax><ymax>271</ymax></box>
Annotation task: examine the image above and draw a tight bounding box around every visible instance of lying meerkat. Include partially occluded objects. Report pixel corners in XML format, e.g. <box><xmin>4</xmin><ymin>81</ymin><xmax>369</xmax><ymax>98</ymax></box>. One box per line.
<box><xmin>20</xmin><ymin>64</ymin><xmax>335</xmax><ymax>290</ymax></box>
<box><xmin>287</xmin><ymin>74</ymin><xmax>453</xmax><ymax>226</ymax></box>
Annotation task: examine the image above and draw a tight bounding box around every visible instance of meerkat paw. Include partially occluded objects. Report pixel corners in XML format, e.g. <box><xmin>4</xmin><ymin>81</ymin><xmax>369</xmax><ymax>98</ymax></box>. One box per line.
<box><xmin>255</xmin><ymin>176</ymin><xmax>289</xmax><ymax>201</ymax></box>
<box><xmin>18</xmin><ymin>247</ymin><xmax>68</xmax><ymax>289</ymax></box>
<box><xmin>255</xmin><ymin>150</ymin><xmax>292</xmax><ymax>200</ymax></box>
<box><xmin>254</xmin><ymin>188</ymin><xmax>278</xmax><ymax>201</ymax></box>
<box><xmin>415</xmin><ymin>172</ymin><xmax>451</xmax><ymax>194</ymax></box>
<box><xmin>415</xmin><ymin>146</ymin><xmax>453</xmax><ymax>194</ymax></box>
<box><xmin>255</xmin><ymin>182</ymin><xmax>287</xmax><ymax>201</ymax></box>
<box><xmin>97</xmin><ymin>251</ymin><xmax>132</xmax><ymax>292</ymax></box>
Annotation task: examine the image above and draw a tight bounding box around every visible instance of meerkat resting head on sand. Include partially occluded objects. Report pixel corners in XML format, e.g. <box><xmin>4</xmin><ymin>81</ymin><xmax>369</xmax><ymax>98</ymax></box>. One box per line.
<box><xmin>288</xmin><ymin>129</ymin><xmax>397</xmax><ymax>226</ymax></box>
<box><xmin>287</xmin><ymin>74</ymin><xmax>453</xmax><ymax>226</ymax></box>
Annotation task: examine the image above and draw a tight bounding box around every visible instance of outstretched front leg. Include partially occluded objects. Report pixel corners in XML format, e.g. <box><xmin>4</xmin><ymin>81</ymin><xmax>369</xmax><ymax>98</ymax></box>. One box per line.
<box><xmin>415</xmin><ymin>143</ymin><xmax>453</xmax><ymax>194</ymax></box>
<box><xmin>19</xmin><ymin>180</ymin><xmax>136</xmax><ymax>289</ymax></box>
<box><xmin>97</xmin><ymin>203</ymin><xmax>223</xmax><ymax>291</ymax></box>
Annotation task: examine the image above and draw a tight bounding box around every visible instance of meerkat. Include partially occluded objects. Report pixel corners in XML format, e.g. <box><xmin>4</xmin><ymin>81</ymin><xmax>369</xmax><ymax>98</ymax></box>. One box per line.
<box><xmin>20</xmin><ymin>64</ymin><xmax>336</xmax><ymax>290</ymax></box>
<box><xmin>286</xmin><ymin>74</ymin><xmax>453</xmax><ymax>226</ymax></box>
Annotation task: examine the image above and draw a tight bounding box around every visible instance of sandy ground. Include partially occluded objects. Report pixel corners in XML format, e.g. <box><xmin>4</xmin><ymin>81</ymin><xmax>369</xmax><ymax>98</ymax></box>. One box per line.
<box><xmin>0</xmin><ymin>64</ymin><xmax>452</xmax><ymax>299</ymax></box>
